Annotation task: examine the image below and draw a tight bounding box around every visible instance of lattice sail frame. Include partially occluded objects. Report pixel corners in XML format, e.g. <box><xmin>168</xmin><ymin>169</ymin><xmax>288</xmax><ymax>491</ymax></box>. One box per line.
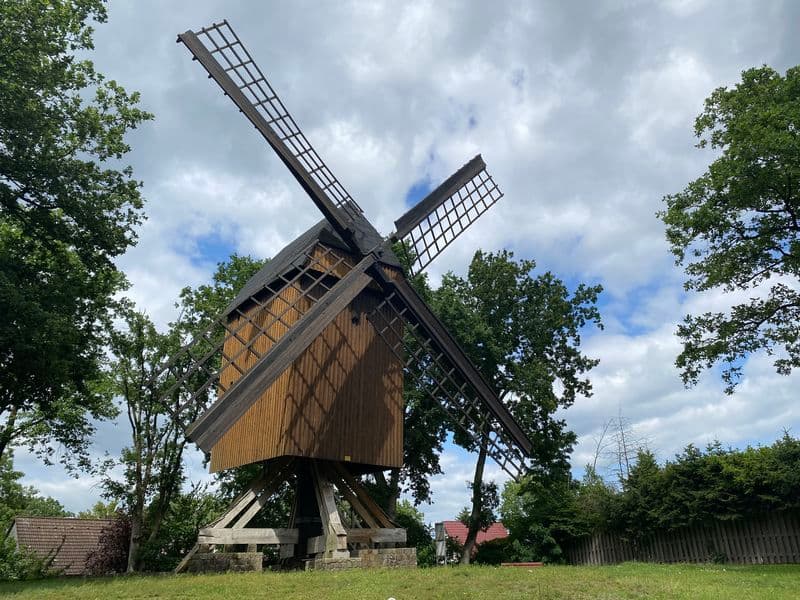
<box><xmin>191</xmin><ymin>20</ymin><xmax>362</xmax><ymax>222</ymax></box>
<box><xmin>153</xmin><ymin>244</ymin><xmax>356</xmax><ymax>424</ymax></box>
<box><xmin>367</xmin><ymin>291</ymin><xmax>527</xmax><ymax>480</ymax></box>
<box><xmin>401</xmin><ymin>167</ymin><xmax>503</xmax><ymax>275</ymax></box>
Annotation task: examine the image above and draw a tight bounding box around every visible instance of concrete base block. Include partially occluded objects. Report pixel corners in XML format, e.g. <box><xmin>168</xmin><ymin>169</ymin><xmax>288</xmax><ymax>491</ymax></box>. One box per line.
<box><xmin>358</xmin><ymin>547</ymin><xmax>417</xmax><ymax>568</ymax></box>
<box><xmin>184</xmin><ymin>551</ymin><xmax>262</xmax><ymax>574</ymax></box>
<box><xmin>303</xmin><ymin>556</ymin><xmax>362</xmax><ymax>571</ymax></box>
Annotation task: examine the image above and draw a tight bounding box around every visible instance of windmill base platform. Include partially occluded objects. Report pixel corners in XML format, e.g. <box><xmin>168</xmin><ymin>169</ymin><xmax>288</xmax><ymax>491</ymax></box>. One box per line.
<box><xmin>175</xmin><ymin>458</ymin><xmax>416</xmax><ymax>573</ymax></box>
<box><xmin>180</xmin><ymin>547</ymin><xmax>416</xmax><ymax>573</ymax></box>
<box><xmin>305</xmin><ymin>548</ymin><xmax>417</xmax><ymax>571</ymax></box>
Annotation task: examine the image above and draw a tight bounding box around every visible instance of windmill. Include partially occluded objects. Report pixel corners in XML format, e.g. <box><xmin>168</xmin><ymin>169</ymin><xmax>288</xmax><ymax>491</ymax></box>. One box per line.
<box><xmin>164</xmin><ymin>20</ymin><xmax>533</xmax><ymax>571</ymax></box>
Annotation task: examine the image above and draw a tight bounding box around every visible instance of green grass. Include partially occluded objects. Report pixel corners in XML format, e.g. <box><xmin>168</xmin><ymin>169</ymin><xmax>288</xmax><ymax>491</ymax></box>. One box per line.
<box><xmin>1</xmin><ymin>563</ymin><xmax>799</xmax><ymax>599</ymax></box>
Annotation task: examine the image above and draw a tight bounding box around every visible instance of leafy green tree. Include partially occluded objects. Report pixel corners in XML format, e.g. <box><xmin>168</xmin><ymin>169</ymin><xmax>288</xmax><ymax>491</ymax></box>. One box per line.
<box><xmin>103</xmin><ymin>255</ymin><xmax>264</xmax><ymax>571</ymax></box>
<box><xmin>0</xmin><ymin>0</ymin><xmax>151</xmax><ymax>465</ymax></box>
<box><xmin>660</xmin><ymin>66</ymin><xmax>800</xmax><ymax>391</ymax></box>
<box><xmin>572</xmin><ymin>465</ymin><xmax>618</xmax><ymax>534</ymax></box>
<box><xmin>394</xmin><ymin>500</ymin><xmax>436</xmax><ymax>566</ymax></box>
<box><xmin>104</xmin><ymin>309</ymin><xmax>184</xmax><ymax>572</ymax></box>
<box><xmin>617</xmin><ymin>450</ymin><xmax>663</xmax><ymax>538</ymax></box>
<box><xmin>77</xmin><ymin>500</ymin><xmax>119</xmax><ymax>519</ymax></box>
<box><xmin>499</xmin><ymin>473</ymin><xmax>582</xmax><ymax>563</ymax></box>
<box><xmin>136</xmin><ymin>484</ymin><xmax>225</xmax><ymax>572</ymax></box>
<box><xmin>432</xmin><ymin>250</ymin><xmax>602</xmax><ymax>563</ymax></box>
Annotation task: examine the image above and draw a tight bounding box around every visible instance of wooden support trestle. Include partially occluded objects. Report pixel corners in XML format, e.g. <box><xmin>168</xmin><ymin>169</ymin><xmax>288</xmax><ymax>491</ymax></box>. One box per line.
<box><xmin>175</xmin><ymin>458</ymin><xmax>406</xmax><ymax>573</ymax></box>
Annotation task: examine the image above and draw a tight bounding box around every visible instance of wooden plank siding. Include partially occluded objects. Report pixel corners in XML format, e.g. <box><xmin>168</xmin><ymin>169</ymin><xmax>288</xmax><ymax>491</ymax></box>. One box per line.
<box><xmin>210</xmin><ymin>243</ymin><xmax>404</xmax><ymax>472</ymax></box>
<box><xmin>565</xmin><ymin>509</ymin><xmax>800</xmax><ymax>565</ymax></box>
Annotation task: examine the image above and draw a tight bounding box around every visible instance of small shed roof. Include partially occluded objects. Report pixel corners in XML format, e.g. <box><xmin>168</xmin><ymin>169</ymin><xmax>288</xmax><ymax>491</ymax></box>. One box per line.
<box><xmin>440</xmin><ymin>520</ymin><xmax>509</xmax><ymax>546</ymax></box>
<box><xmin>10</xmin><ymin>516</ymin><xmax>117</xmax><ymax>576</ymax></box>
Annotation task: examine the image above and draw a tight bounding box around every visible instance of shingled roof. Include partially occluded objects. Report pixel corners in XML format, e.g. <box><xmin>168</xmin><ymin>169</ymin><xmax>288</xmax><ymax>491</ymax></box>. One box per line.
<box><xmin>9</xmin><ymin>516</ymin><xmax>118</xmax><ymax>576</ymax></box>
<box><xmin>441</xmin><ymin>520</ymin><xmax>509</xmax><ymax>546</ymax></box>
<box><xmin>223</xmin><ymin>215</ymin><xmax>400</xmax><ymax>318</ymax></box>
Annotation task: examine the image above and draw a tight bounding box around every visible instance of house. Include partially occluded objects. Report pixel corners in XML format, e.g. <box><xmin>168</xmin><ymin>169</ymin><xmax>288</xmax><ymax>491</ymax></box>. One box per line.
<box><xmin>8</xmin><ymin>516</ymin><xmax>118</xmax><ymax>576</ymax></box>
<box><xmin>434</xmin><ymin>520</ymin><xmax>510</xmax><ymax>563</ymax></box>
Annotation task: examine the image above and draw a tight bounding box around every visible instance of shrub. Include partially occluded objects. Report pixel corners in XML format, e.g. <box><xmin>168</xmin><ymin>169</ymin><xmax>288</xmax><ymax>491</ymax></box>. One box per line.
<box><xmin>85</xmin><ymin>515</ymin><xmax>131</xmax><ymax>575</ymax></box>
<box><xmin>474</xmin><ymin>538</ymin><xmax>511</xmax><ymax>565</ymax></box>
<box><xmin>0</xmin><ymin>535</ymin><xmax>54</xmax><ymax>581</ymax></box>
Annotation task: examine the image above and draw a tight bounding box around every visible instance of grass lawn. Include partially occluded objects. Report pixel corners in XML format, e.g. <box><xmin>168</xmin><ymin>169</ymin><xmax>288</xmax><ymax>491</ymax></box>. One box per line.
<box><xmin>1</xmin><ymin>563</ymin><xmax>799</xmax><ymax>599</ymax></box>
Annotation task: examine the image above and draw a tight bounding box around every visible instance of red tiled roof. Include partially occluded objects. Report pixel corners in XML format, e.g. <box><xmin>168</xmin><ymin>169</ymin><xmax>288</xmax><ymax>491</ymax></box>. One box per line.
<box><xmin>11</xmin><ymin>517</ymin><xmax>118</xmax><ymax>576</ymax></box>
<box><xmin>442</xmin><ymin>521</ymin><xmax>509</xmax><ymax>546</ymax></box>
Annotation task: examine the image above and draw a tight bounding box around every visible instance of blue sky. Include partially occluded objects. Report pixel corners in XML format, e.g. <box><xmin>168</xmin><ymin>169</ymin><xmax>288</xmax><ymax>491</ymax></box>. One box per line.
<box><xmin>12</xmin><ymin>0</ymin><xmax>800</xmax><ymax>527</ymax></box>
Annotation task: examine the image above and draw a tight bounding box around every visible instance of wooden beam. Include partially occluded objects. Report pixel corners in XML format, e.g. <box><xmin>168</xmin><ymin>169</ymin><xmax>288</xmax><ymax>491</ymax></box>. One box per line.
<box><xmin>233</xmin><ymin>461</ymin><xmax>293</xmax><ymax>529</ymax></box>
<box><xmin>197</xmin><ymin>528</ymin><xmax>299</xmax><ymax>545</ymax></box>
<box><xmin>331</xmin><ymin>463</ymin><xmax>394</xmax><ymax>529</ymax></box>
<box><xmin>207</xmin><ymin>458</ymin><xmax>291</xmax><ymax>530</ymax></box>
<box><xmin>173</xmin><ymin>543</ymin><xmax>199</xmax><ymax>574</ymax></box>
<box><xmin>306</xmin><ymin>534</ymin><xmax>326</xmax><ymax>556</ymax></box>
<box><xmin>188</xmin><ymin>256</ymin><xmax>376</xmax><ymax>451</ymax></box>
<box><xmin>310</xmin><ymin>462</ymin><xmax>348</xmax><ymax>556</ymax></box>
<box><xmin>345</xmin><ymin>528</ymin><xmax>407</xmax><ymax>544</ymax></box>
<box><xmin>210</xmin><ymin>474</ymin><xmax>269</xmax><ymax>529</ymax></box>
<box><xmin>232</xmin><ymin>480</ymin><xmax>281</xmax><ymax>529</ymax></box>
<box><xmin>324</xmin><ymin>466</ymin><xmax>379</xmax><ymax>529</ymax></box>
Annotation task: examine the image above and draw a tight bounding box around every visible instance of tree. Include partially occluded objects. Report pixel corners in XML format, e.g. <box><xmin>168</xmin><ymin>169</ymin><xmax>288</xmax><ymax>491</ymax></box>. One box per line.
<box><xmin>394</xmin><ymin>500</ymin><xmax>436</xmax><ymax>566</ymax></box>
<box><xmin>103</xmin><ymin>255</ymin><xmax>264</xmax><ymax>571</ymax></box>
<box><xmin>660</xmin><ymin>66</ymin><xmax>800</xmax><ymax>392</ymax></box>
<box><xmin>0</xmin><ymin>0</ymin><xmax>151</xmax><ymax>465</ymax></box>
<box><xmin>77</xmin><ymin>500</ymin><xmax>119</xmax><ymax>519</ymax></box>
<box><xmin>431</xmin><ymin>250</ymin><xmax>602</xmax><ymax>563</ymax></box>
<box><xmin>499</xmin><ymin>473</ymin><xmax>582</xmax><ymax>564</ymax></box>
<box><xmin>104</xmin><ymin>309</ymin><xmax>184</xmax><ymax>572</ymax></box>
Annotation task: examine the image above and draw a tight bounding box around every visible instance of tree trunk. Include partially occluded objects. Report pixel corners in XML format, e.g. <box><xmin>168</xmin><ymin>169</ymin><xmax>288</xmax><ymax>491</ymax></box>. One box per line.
<box><xmin>461</xmin><ymin>442</ymin><xmax>488</xmax><ymax>565</ymax></box>
<box><xmin>0</xmin><ymin>406</ymin><xmax>19</xmax><ymax>463</ymax></box>
<box><xmin>127</xmin><ymin>513</ymin><xmax>143</xmax><ymax>573</ymax></box>
<box><xmin>386</xmin><ymin>468</ymin><xmax>400</xmax><ymax>520</ymax></box>
<box><xmin>374</xmin><ymin>468</ymin><xmax>401</xmax><ymax>520</ymax></box>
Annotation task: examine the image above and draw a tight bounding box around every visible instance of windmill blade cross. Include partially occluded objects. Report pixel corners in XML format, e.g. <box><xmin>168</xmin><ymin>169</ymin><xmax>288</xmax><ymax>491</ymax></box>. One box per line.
<box><xmin>169</xmin><ymin>19</ymin><xmax>533</xmax><ymax>488</ymax></box>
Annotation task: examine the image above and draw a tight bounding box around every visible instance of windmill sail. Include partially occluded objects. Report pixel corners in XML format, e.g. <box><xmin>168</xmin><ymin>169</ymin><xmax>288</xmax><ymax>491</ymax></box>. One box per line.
<box><xmin>392</xmin><ymin>155</ymin><xmax>503</xmax><ymax>274</ymax></box>
<box><xmin>178</xmin><ymin>21</ymin><xmax>362</xmax><ymax>247</ymax></box>
<box><xmin>367</xmin><ymin>270</ymin><xmax>530</xmax><ymax>479</ymax></box>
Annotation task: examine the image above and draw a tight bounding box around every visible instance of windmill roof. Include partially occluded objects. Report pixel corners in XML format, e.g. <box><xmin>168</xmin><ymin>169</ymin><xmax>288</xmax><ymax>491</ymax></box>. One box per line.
<box><xmin>441</xmin><ymin>521</ymin><xmax>509</xmax><ymax>546</ymax></box>
<box><xmin>10</xmin><ymin>516</ymin><xmax>119</xmax><ymax>576</ymax></box>
<box><xmin>224</xmin><ymin>214</ymin><xmax>399</xmax><ymax>317</ymax></box>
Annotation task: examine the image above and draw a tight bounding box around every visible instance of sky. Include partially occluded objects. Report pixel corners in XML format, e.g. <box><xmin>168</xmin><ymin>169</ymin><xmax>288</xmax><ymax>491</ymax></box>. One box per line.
<box><xmin>15</xmin><ymin>0</ymin><xmax>800</xmax><ymax>527</ymax></box>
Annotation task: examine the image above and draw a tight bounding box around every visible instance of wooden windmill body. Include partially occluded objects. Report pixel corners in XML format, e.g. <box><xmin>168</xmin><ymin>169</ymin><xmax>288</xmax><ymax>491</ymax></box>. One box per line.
<box><xmin>165</xmin><ymin>20</ymin><xmax>533</xmax><ymax>572</ymax></box>
<box><xmin>212</xmin><ymin>224</ymin><xmax>405</xmax><ymax>474</ymax></box>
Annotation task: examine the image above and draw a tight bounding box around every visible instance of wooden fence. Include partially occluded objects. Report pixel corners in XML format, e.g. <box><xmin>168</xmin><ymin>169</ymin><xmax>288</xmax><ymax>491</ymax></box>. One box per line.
<box><xmin>565</xmin><ymin>510</ymin><xmax>800</xmax><ymax>565</ymax></box>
